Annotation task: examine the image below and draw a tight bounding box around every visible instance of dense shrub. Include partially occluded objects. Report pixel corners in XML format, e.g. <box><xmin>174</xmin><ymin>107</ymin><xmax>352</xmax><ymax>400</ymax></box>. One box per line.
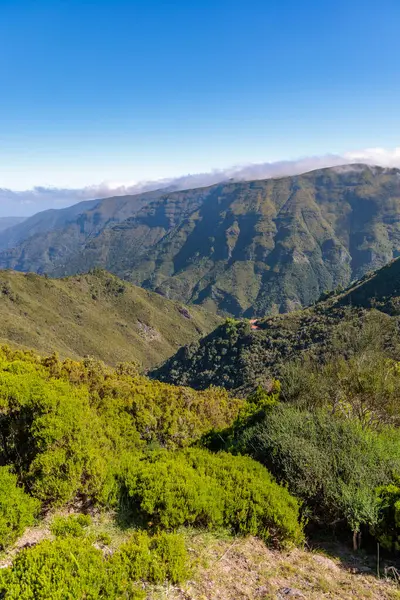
<box><xmin>0</xmin><ymin>531</ymin><xmax>188</xmax><ymax>599</ymax></box>
<box><xmin>120</xmin><ymin>451</ymin><xmax>223</xmax><ymax>529</ymax></box>
<box><xmin>120</xmin><ymin>448</ymin><xmax>304</xmax><ymax>547</ymax></box>
<box><xmin>151</xmin><ymin>306</ymin><xmax>400</xmax><ymax>396</ymax></box>
<box><xmin>44</xmin><ymin>351</ymin><xmax>243</xmax><ymax>449</ymax></box>
<box><xmin>0</xmin><ymin>346</ymin><xmax>244</xmax><ymax>507</ymax></box>
<box><xmin>0</xmin><ymin>467</ymin><xmax>39</xmax><ymax>549</ymax></box>
<box><xmin>280</xmin><ymin>351</ymin><xmax>400</xmax><ymax>427</ymax></box>
<box><xmin>50</xmin><ymin>514</ymin><xmax>92</xmax><ymax>538</ymax></box>
<box><xmin>237</xmin><ymin>405</ymin><xmax>400</xmax><ymax>541</ymax></box>
<box><xmin>0</xmin><ymin>361</ymin><xmax>116</xmax><ymax>505</ymax></box>
<box><xmin>114</xmin><ymin>531</ymin><xmax>189</xmax><ymax>584</ymax></box>
<box><xmin>0</xmin><ymin>537</ymin><xmax>115</xmax><ymax>600</ymax></box>
<box><xmin>373</xmin><ymin>480</ymin><xmax>400</xmax><ymax>552</ymax></box>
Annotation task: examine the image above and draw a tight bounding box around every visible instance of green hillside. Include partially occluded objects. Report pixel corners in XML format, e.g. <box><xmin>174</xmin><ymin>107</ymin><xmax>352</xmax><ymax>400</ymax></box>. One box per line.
<box><xmin>0</xmin><ymin>269</ymin><xmax>220</xmax><ymax>369</ymax></box>
<box><xmin>1</xmin><ymin>259</ymin><xmax>400</xmax><ymax>598</ymax></box>
<box><xmin>3</xmin><ymin>164</ymin><xmax>400</xmax><ymax>317</ymax></box>
<box><xmin>337</xmin><ymin>256</ymin><xmax>400</xmax><ymax>314</ymax></box>
<box><xmin>151</xmin><ymin>256</ymin><xmax>400</xmax><ymax>394</ymax></box>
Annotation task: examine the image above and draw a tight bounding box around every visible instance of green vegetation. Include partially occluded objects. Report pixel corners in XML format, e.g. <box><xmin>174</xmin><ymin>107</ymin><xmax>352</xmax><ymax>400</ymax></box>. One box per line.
<box><xmin>0</xmin><ymin>189</ymin><xmax>160</xmax><ymax>268</ymax></box>
<box><xmin>0</xmin><ymin>269</ymin><xmax>220</xmax><ymax>369</ymax></box>
<box><xmin>0</xmin><ymin>467</ymin><xmax>39</xmax><ymax>549</ymax></box>
<box><xmin>0</xmin><ymin>530</ymin><xmax>188</xmax><ymax>599</ymax></box>
<box><xmin>3</xmin><ymin>164</ymin><xmax>400</xmax><ymax>317</ymax></box>
<box><xmin>119</xmin><ymin>448</ymin><xmax>303</xmax><ymax>546</ymax></box>
<box><xmin>162</xmin><ymin>259</ymin><xmax>400</xmax><ymax>552</ymax></box>
<box><xmin>0</xmin><ymin>345</ymin><xmax>245</xmax><ymax>509</ymax></box>
<box><xmin>232</xmin><ymin>406</ymin><xmax>400</xmax><ymax>542</ymax></box>
<box><xmin>373</xmin><ymin>480</ymin><xmax>400</xmax><ymax>552</ymax></box>
<box><xmin>0</xmin><ymin>344</ymin><xmax>304</xmax><ymax>596</ymax></box>
<box><xmin>50</xmin><ymin>514</ymin><xmax>92</xmax><ymax>538</ymax></box>
<box><xmin>3</xmin><ymin>249</ymin><xmax>400</xmax><ymax>595</ymax></box>
<box><xmin>152</xmin><ymin>257</ymin><xmax>400</xmax><ymax>394</ymax></box>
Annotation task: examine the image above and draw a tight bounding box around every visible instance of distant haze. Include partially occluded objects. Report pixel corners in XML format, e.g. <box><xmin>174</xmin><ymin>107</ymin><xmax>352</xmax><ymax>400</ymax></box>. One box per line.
<box><xmin>1</xmin><ymin>147</ymin><xmax>400</xmax><ymax>217</ymax></box>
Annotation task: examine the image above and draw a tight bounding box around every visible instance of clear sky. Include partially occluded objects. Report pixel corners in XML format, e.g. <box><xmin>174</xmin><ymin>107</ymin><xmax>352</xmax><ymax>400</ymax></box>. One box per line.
<box><xmin>1</xmin><ymin>0</ymin><xmax>400</xmax><ymax>190</ymax></box>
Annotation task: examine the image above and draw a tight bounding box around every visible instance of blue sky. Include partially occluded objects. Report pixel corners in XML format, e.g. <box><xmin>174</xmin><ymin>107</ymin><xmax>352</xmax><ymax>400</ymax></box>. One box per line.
<box><xmin>1</xmin><ymin>0</ymin><xmax>400</xmax><ymax>191</ymax></box>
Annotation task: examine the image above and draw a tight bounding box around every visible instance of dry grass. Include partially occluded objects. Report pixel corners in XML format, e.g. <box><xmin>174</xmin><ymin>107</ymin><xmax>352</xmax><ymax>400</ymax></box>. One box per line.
<box><xmin>165</xmin><ymin>534</ymin><xmax>400</xmax><ymax>600</ymax></box>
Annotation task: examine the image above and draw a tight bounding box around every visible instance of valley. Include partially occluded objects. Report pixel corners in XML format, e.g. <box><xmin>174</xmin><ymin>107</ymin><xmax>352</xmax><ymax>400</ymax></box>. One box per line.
<box><xmin>1</xmin><ymin>167</ymin><xmax>400</xmax><ymax>599</ymax></box>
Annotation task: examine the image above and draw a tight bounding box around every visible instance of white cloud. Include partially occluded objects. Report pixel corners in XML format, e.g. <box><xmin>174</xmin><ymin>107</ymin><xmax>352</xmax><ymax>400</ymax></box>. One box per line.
<box><xmin>344</xmin><ymin>147</ymin><xmax>400</xmax><ymax>167</ymax></box>
<box><xmin>1</xmin><ymin>148</ymin><xmax>400</xmax><ymax>217</ymax></box>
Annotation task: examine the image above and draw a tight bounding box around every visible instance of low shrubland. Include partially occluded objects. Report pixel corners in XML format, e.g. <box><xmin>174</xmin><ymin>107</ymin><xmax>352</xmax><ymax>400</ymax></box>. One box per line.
<box><xmin>0</xmin><ymin>529</ymin><xmax>189</xmax><ymax>599</ymax></box>
<box><xmin>0</xmin><ymin>345</ymin><xmax>244</xmax><ymax>509</ymax></box>
<box><xmin>0</xmin><ymin>345</ymin><xmax>303</xmax><ymax>564</ymax></box>
<box><xmin>3</xmin><ymin>333</ymin><xmax>400</xmax><ymax>597</ymax></box>
<box><xmin>0</xmin><ymin>467</ymin><xmax>40</xmax><ymax>550</ymax></box>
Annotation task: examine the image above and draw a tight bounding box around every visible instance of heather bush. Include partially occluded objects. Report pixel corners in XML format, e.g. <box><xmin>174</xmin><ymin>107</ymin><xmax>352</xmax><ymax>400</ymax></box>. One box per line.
<box><xmin>0</xmin><ymin>467</ymin><xmax>39</xmax><ymax>549</ymax></box>
<box><xmin>0</xmin><ymin>531</ymin><xmax>188</xmax><ymax>599</ymax></box>
<box><xmin>0</xmin><ymin>347</ymin><xmax>243</xmax><ymax>508</ymax></box>
<box><xmin>120</xmin><ymin>448</ymin><xmax>304</xmax><ymax>547</ymax></box>
<box><xmin>50</xmin><ymin>514</ymin><xmax>92</xmax><ymax>538</ymax></box>
<box><xmin>373</xmin><ymin>479</ymin><xmax>400</xmax><ymax>552</ymax></box>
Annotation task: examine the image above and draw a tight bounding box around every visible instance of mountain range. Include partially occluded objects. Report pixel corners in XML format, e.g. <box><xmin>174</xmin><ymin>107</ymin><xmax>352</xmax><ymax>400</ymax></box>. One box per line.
<box><xmin>2</xmin><ymin>164</ymin><xmax>400</xmax><ymax>317</ymax></box>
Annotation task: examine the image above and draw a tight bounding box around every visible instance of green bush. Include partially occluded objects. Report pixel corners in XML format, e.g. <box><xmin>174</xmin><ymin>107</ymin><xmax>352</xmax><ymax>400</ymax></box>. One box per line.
<box><xmin>186</xmin><ymin>449</ymin><xmax>303</xmax><ymax>546</ymax></box>
<box><xmin>0</xmin><ymin>531</ymin><xmax>188</xmax><ymax>599</ymax></box>
<box><xmin>0</xmin><ymin>467</ymin><xmax>39</xmax><ymax>550</ymax></box>
<box><xmin>120</xmin><ymin>451</ymin><xmax>223</xmax><ymax>529</ymax></box>
<box><xmin>50</xmin><ymin>514</ymin><xmax>92</xmax><ymax>538</ymax></box>
<box><xmin>0</xmin><ymin>360</ymin><xmax>117</xmax><ymax>506</ymax></box>
<box><xmin>0</xmin><ymin>536</ymin><xmax>135</xmax><ymax>600</ymax></box>
<box><xmin>114</xmin><ymin>530</ymin><xmax>189</xmax><ymax>584</ymax></box>
<box><xmin>237</xmin><ymin>405</ymin><xmax>400</xmax><ymax>540</ymax></box>
<box><xmin>373</xmin><ymin>479</ymin><xmax>400</xmax><ymax>552</ymax></box>
<box><xmin>120</xmin><ymin>448</ymin><xmax>303</xmax><ymax>547</ymax></box>
<box><xmin>0</xmin><ymin>347</ymin><xmax>245</xmax><ymax>508</ymax></box>
<box><xmin>280</xmin><ymin>351</ymin><xmax>400</xmax><ymax>427</ymax></box>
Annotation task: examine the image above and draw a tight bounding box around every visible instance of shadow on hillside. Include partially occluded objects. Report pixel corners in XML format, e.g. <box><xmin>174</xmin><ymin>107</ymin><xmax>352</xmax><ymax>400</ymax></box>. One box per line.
<box><xmin>308</xmin><ymin>532</ymin><xmax>400</xmax><ymax>582</ymax></box>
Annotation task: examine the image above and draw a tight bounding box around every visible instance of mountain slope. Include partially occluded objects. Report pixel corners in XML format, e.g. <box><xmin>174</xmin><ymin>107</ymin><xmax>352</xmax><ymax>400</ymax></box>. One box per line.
<box><xmin>2</xmin><ymin>165</ymin><xmax>400</xmax><ymax>316</ymax></box>
<box><xmin>0</xmin><ymin>199</ymin><xmax>100</xmax><ymax>250</ymax></box>
<box><xmin>123</xmin><ymin>164</ymin><xmax>400</xmax><ymax>316</ymax></box>
<box><xmin>0</xmin><ymin>217</ymin><xmax>26</xmax><ymax>233</ymax></box>
<box><xmin>150</xmin><ymin>256</ymin><xmax>400</xmax><ymax>393</ymax></box>
<box><xmin>0</xmin><ymin>189</ymin><xmax>166</xmax><ymax>271</ymax></box>
<box><xmin>0</xmin><ymin>270</ymin><xmax>220</xmax><ymax>368</ymax></box>
<box><xmin>337</xmin><ymin>256</ymin><xmax>400</xmax><ymax>314</ymax></box>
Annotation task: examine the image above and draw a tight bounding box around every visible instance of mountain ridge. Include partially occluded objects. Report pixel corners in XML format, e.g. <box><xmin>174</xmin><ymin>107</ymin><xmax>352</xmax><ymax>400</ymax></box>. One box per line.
<box><xmin>2</xmin><ymin>164</ymin><xmax>400</xmax><ymax>317</ymax></box>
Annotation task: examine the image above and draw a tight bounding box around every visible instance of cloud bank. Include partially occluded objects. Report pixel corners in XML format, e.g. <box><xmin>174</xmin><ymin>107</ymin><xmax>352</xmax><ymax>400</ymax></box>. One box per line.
<box><xmin>1</xmin><ymin>147</ymin><xmax>400</xmax><ymax>218</ymax></box>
